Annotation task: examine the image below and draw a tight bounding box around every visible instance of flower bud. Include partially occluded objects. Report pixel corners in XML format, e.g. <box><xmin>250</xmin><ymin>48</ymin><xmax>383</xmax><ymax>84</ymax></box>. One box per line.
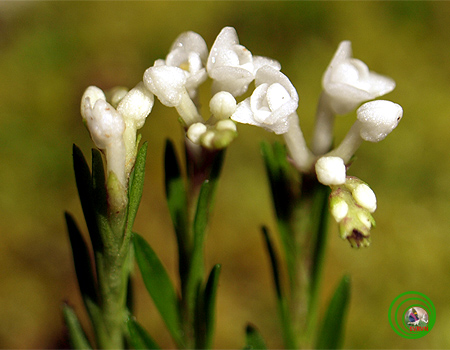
<box><xmin>315</xmin><ymin>156</ymin><xmax>346</xmax><ymax>185</ymax></box>
<box><xmin>210</xmin><ymin>91</ymin><xmax>237</xmax><ymax>119</ymax></box>
<box><xmin>352</xmin><ymin>183</ymin><xmax>377</xmax><ymax>213</ymax></box>
<box><xmin>329</xmin><ymin>177</ymin><xmax>377</xmax><ymax>248</ymax></box>
<box><xmin>187</xmin><ymin>122</ymin><xmax>207</xmax><ymax>144</ymax></box>
<box><xmin>356</xmin><ymin>100</ymin><xmax>403</xmax><ymax>142</ymax></box>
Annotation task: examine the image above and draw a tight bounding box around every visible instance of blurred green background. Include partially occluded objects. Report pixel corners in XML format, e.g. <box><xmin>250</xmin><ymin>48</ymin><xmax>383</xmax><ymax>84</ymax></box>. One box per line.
<box><xmin>1</xmin><ymin>1</ymin><xmax>450</xmax><ymax>348</ymax></box>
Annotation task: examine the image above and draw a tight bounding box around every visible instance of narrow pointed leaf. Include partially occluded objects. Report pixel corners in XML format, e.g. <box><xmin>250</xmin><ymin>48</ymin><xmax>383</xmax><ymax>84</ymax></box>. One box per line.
<box><xmin>65</xmin><ymin>212</ymin><xmax>98</xmax><ymax>305</ymax></box>
<box><xmin>261</xmin><ymin>226</ymin><xmax>296</xmax><ymax>349</ymax></box>
<box><xmin>244</xmin><ymin>324</ymin><xmax>267</xmax><ymax>350</ymax></box>
<box><xmin>91</xmin><ymin>149</ymin><xmax>107</xmax><ymax>217</ymax></box>
<box><xmin>201</xmin><ymin>264</ymin><xmax>221</xmax><ymax>349</ymax></box>
<box><xmin>73</xmin><ymin>145</ymin><xmax>101</xmax><ymax>249</ymax></box>
<box><xmin>260</xmin><ymin>142</ymin><xmax>296</xmax><ymax>287</ymax></box>
<box><xmin>127</xmin><ymin>317</ymin><xmax>160</xmax><ymax>350</ymax></box>
<box><xmin>63</xmin><ymin>304</ymin><xmax>93</xmax><ymax>349</ymax></box>
<box><xmin>186</xmin><ymin>181</ymin><xmax>211</xmax><ymax>306</ymax></box>
<box><xmin>315</xmin><ymin>275</ymin><xmax>351</xmax><ymax>349</ymax></box>
<box><xmin>133</xmin><ymin>233</ymin><xmax>183</xmax><ymax>346</ymax></box>
<box><xmin>164</xmin><ymin>140</ymin><xmax>189</xmax><ymax>281</ymax></box>
<box><xmin>126</xmin><ymin>142</ymin><xmax>148</xmax><ymax>237</ymax></box>
<box><xmin>307</xmin><ymin>183</ymin><xmax>331</xmax><ymax>336</ymax></box>
<box><xmin>208</xmin><ymin>148</ymin><xmax>225</xmax><ymax>184</ymax></box>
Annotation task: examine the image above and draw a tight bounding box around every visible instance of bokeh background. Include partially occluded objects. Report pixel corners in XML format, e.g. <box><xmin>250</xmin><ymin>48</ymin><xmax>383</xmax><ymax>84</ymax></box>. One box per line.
<box><xmin>1</xmin><ymin>1</ymin><xmax>450</xmax><ymax>348</ymax></box>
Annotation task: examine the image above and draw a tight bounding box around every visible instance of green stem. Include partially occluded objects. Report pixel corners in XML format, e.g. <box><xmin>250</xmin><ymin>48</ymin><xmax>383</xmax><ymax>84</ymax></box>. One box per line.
<box><xmin>95</xmin><ymin>212</ymin><xmax>132</xmax><ymax>349</ymax></box>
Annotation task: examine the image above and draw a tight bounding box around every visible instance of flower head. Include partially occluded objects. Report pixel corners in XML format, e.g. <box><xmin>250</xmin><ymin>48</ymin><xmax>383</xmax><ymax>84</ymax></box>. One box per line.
<box><xmin>165</xmin><ymin>31</ymin><xmax>208</xmax><ymax>98</ymax></box>
<box><xmin>231</xmin><ymin>66</ymin><xmax>298</xmax><ymax>134</ymax></box>
<box><xmin>207</xmin><ymin>27</ymin><xmax>280</xmax><ymax>97</ymax></box>
<box><xmin>322</xmin><ymin>41</ymin><xmax>396</xmax><ymax>115</ymax></box>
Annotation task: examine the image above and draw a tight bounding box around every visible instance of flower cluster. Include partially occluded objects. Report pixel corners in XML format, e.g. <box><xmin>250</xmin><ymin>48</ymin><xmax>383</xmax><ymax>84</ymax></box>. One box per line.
<box><xmin>80</xmin><ymin>27</ymin><xmax>402</xmax><ymax>246</ymax></box>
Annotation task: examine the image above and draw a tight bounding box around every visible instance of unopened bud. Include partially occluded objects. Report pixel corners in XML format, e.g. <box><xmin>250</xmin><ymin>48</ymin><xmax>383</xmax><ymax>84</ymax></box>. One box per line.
<box><xmin>315</xmin><ymin>156</ymin><xmax>346</xmax><ymax>185</ymax></box>
<box><xmin>210</xmin><ymin>91</ymin><xmax>237</xmax><ymax>119</ymax></box>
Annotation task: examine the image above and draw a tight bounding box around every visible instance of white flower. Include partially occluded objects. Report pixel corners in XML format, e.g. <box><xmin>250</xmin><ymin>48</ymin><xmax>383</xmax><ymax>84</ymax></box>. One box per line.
<box><xmin>315</xmin><ymin>156</ymin><xmax>346</xmax><ymax>185</ymax></box>
<box><xmin>117</xmin><ymin>82</ymin><xmax>154</xmax><ymax>130</ymax></box>
<box><xmin>143</xmin><ymin>65</ymin><xmax>187</xmax><ymax>107</ymax></box>
<box><xmin>143</xmin><ymin>64</ymin><xmax>202</xmax><ymax>126</ymax></box>
<box><xmin>322</xmin><ymin>41</ymin><xmax>396</xmax><ymax>115</ymax></box>
<box><xmin>81</xmin><ymin>86</ymin><xmax>126</xmax><ymax>187</ymax></box>
<box><xmin>356</xmin><ymin>100</ymin><xmax>403</xmax><ymax>142</ymax></box>
<box><xmin>207</xmin><ymin>26</ymin><xmax>280</xmax><ymax>97</ymax></box>
<box><xmin>231</xmin><ymin>66</ymin><xmax>298</xmax><ymax>134</ymax></box>
<box><xmin>164</xmin><ymin>31</ymin><xmax>209</xmax><ymax>98</ymax></box>
<box><xmin>116</xmin><ymin>82</ymin><xmax>154</xmax><ymax>175</ymax></box>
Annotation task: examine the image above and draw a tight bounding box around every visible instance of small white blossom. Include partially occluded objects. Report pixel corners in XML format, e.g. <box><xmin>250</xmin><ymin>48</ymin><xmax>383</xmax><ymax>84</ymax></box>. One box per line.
<box><xmin>315</xmin><ymin>156</ymin><xmax>346</xmax><ymax>185</ymax></box>
<box><xmin>231</xmin><ymin>66</ymin><xmax>298</xmax><ymax>134</ymax></box>
<box><xmin>81</xmin><ymin>87</ymin><xmax>126</xmax><ymax>187</ymax></box>
<box><xmin>356</xmin><ymin>100</ymin><xmax>403</xmax><ymax>142</ymax></box>
<box><xmin>322</xmin><ymin>41</ymin><xmax>396</xmax><ymax>115</ymax></box>
<box><xmin>207</xmin><ymin>26</ymin><xmax>280</xmax><ymax>97</ymax></box>
<box><xmin>117</xmin><ymin>82</ymin><xmax>154</xmax><ymax>130</ymax></box>
<box><xmin>165</xmin><ymin>31</ymin><xmax>208</xmax><ymax>98</ymax></box>
<box><xmin>143</xmin><ymin>65</ymin><xmax>187</xmax><ymax>107</ymax></box>
<box><xmin>117</xmin><ymin>82</ymin><xmax>154</xmax><ymax>175</ymax></box>
<box><xmin>143</xmin><ymin>64</ymin><xmax>202</xmax><ymax>126</ymax></box>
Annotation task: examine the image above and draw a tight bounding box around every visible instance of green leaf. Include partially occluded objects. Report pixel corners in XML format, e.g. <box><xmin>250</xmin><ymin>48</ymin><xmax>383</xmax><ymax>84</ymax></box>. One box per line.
<box><xmin>315</xmin><ymin>275</ymin><xmax>351</xmax><ymax>350</ymax></box>
<box><xmin>126</xmin><ymin>142</ymin><xmax>148</xmax><ymax>238</ymax></box>
<box><xmin>309</xmin><ymin>184</ymin><xmax>331</xmax><ymax>298</ymax></box>
<box><xmin>260</xmin><ymin>142</ymin><xmax>296</xmax><ymax>287</ymax></box>
<box><xmin>91</xmin><ymin>149</ymin><xmax>107</xmax><ymax>217</ymax></box>
<box><xmin>261</xmin><ymin>227</ymin><xmax>282</xmax><ymax>299</ymax></box>
<box><xmin>73</xmin><ymin>145</ymin><xmax>101</xmax><ymax>250</ymax></box>
<box><xmin>186</xmin><ymin>181</ymin><xmax>211</xmax><ymax>303</ymax></box>
<box><xmin>64</xmin><ymin>212</ymin><xmax>98</xmax><ymax>305</ymax></box>
<box><xmin>164</xmin><ymin>140</ymin><xmax>189</xmax><ymax>280</ymax></box>
<box><xmin>133</xmin><ymin>232</ymin><xmax>183</xmax><ymax>346</ymax></box>
<box><xmin>196</xmin><ymin>264</ymin><xmax>221</xmax><ymax>349</ymax></box>
<box><xmin>244</xmin><ymin>324</ymin><xmax>267</xmax><ymax>350</ymax></box>
<box><xmin>261</xmin><ymin>226</ymin><xmax>296</xmax><ymax>349</ymax></box>
<box><xmin>126</xmin><ymin>316</ymin><xmax>160</xmax><ymax>350</ymax></box>
<box><xmin>307</xmin><ymin>183</ymin><xmax>331</xmax><ymax>338</ymax></box>
<box><xmin>63</xmin><ymin>304</ymin><xmax>93</xmax><ymax>349</ymax></box>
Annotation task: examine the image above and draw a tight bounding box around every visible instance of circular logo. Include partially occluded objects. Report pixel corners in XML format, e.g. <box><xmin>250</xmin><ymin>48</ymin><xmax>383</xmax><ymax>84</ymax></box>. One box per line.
<box><xmin>388</xmin><ymin>291</ymin><xmax>435</xmax><ymax>339</ymax></box>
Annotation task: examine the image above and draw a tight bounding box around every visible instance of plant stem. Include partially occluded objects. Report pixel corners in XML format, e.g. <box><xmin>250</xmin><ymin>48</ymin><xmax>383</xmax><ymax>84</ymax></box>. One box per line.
<box><xmin>95</xmin><ymin>213</ymin><xmax>132</xmax><ymax>349</ymax></box>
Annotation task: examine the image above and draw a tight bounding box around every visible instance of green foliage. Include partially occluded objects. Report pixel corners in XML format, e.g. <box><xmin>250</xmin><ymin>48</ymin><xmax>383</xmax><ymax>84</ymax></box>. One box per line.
<box><xmin>261</xmin><ymin>226</ymin><xmax>296</xmax><ymax>349</ymax></box>
<box><xmin>123</xmin><ymin>142</ymin><xmax>148</xmax><ymax>249</ymax></box>
<box><xmin>126</xmin><ymin>317</ymin><xmax>161</xmax><ymax>350</ymax></box>
<box><xmin>315</xmin><ymin>275</ymin><xmax>351</xmax><ymax>349</ymax></box>
<box><xmin>64</xmin><ymin>212</ymin><xmax>98</xmax><ymax>307</ymax></box>
<box><xmin>62</xmin><ymin>304</ymin><xmax>93</xmax><ymax>350</ymax></box>
<box><xmin>133</xmin><ymin>232</ymin><xmax>184</xmax><ymax>346</ymax></box>
<box><xmin>195</xmin><ymin>264</ymin><xmax>222</xmax><ymax>349</ymax></box>
<box><xmin>244</xmin><ymin>324</ymin><xmax>268</xmax><ymax>350</ymax></box>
